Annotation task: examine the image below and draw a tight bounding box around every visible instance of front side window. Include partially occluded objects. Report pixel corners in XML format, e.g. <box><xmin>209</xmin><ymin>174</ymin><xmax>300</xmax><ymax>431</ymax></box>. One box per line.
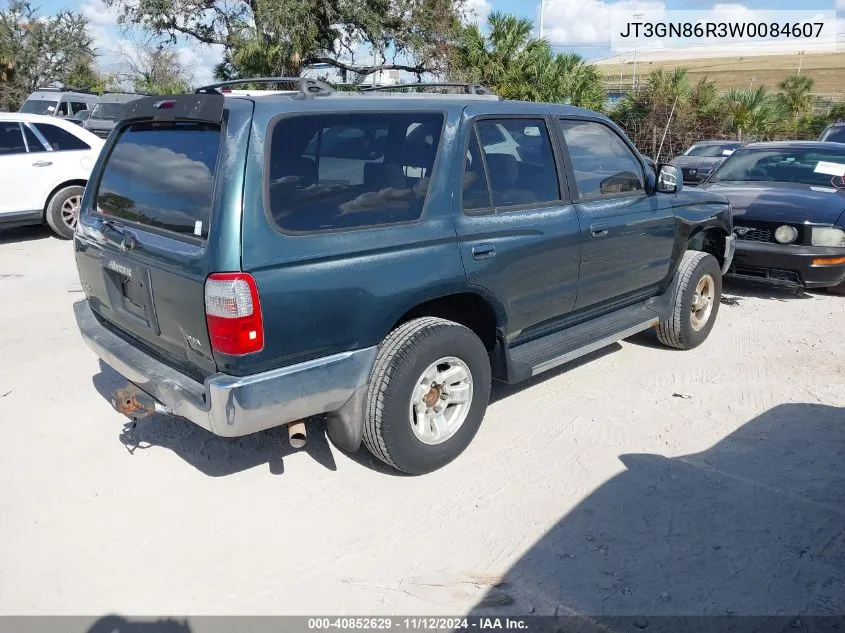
<box><xmin>267</xmin><ymin>112</ymin><xmax>444</xmax><ymax>232</ymax></box>
<box><xmin>559</xmin><ymin>120</ymin><xmax>644</xmax><ymax>198</ymax></box>
<box><xmin>32</xmin><ymin>123</ymin><xmax>90</xmax><ymax>151</ymax></box>
<box><xmin>96</xmin><ymin>121</ymin><xmax>221</xmax><ymax>239</ymax></box>
<box><xmin>0</xmin><ymin>122</ymin><xmax>26</xmax><ymax>155</ymax></box>
<box><xmin>71</xmin><ymin>102</ymin><xmax>88</xmax><ymax>114</ymax></box>
<box><xmin>23</xmin><ymin>126</ymin><xmax>46</xmax><ymax>153</ymax></box>
<box><xmin>475</xmin><ymin>118</ymin><xmax>560</xmax><ymax>208</ymax></box>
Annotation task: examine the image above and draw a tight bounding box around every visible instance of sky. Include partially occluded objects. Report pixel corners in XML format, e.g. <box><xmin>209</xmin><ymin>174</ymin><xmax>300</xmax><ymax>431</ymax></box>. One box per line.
<box><xmin>34</xmin><ymin>0</ymin><xmax>845</xmax><ymax>86</ymax></box>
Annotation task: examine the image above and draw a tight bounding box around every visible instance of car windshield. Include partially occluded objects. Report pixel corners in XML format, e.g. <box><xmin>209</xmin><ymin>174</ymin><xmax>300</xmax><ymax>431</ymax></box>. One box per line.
<box><xmin>820</xmin><ymin>127</ymin><xmax>845</xmax><ymax>143</ymax></box>
<box><xmin>685</xmin><ymin>143</ymin><xmax>737</xmax><ymax>158</ymax></box>
<box><xmin>19</xmin><ymin>99</ymin><xmax>59</xmax><ymax>115</ymax></box>
<box><xmin>89</xmin><ymin>103</ymin><xmax>126</xmax><ymax>121</ymax></box>
<box><xmin>711</xmin><ymin>147</ymin><xmax>845</xmax><ymax>187</ymax></box>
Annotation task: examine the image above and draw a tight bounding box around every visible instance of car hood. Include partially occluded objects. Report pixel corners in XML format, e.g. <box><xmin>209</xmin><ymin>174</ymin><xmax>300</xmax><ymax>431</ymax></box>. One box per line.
<box><xmin>700</xmin><ymin>181</ymin><xmax>845</xmax><ymax>226</ymax></box>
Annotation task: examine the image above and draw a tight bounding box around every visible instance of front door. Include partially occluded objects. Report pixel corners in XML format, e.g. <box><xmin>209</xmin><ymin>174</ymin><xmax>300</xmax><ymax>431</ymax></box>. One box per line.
<box><xmin>0</xmin><ymin>121</ymin><xmax>38</xmax><ymax>215</ymax></box>
<box><xmin>557</xmin><ymin>118</ymin><xmax>677</xmax><ymax>310</ymax></box>
<box><xmin>454</xmin><ymin>115</ymin><xmax>582</xmax><ymax>341</ymax></box>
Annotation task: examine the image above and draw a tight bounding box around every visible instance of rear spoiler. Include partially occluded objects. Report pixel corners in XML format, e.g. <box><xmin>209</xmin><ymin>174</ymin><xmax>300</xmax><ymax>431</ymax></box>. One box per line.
<box><xmin>120</xmin><ymin>94</ymin><xmax>224</xmax><ymax>123</ymax></box>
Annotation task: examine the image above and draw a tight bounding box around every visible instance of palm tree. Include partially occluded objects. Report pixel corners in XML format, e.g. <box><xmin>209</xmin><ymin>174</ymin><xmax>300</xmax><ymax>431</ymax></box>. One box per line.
<box><xmin>722</xmin><ymin>86</ymin><xmax>783</xmax><ymax>140</ymax></box>
<box><xmin>778</xmin><ymin>74</ymin><xmax>814</xmax><ymax>120</ymax></box>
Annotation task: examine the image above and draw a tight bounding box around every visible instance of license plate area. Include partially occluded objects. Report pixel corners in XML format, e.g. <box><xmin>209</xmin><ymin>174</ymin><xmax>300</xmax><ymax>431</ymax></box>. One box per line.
<box><xmin>101</xmin><ymin>254</ymin><xmax>160</xmax><ymax>334</ymax></box>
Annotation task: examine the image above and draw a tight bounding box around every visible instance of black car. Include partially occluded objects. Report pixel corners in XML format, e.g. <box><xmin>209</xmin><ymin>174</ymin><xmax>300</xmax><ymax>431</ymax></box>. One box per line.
<box><xmin>672</xmin><ymin>141</ymin><xmax>743</xmax><ymax>185</ymax></box>
<box><xmin>819</xmin><ymin>121</ymin><xmax>845</xmax><ymax>143</ymax></box>
<box><xmin>701</xmin><ymin>141</ymin><xmax>845</xmax><ymax>294</ymax></box>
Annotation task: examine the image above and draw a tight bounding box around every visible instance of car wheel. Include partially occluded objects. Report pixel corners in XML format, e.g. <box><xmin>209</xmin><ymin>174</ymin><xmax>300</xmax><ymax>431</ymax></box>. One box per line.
<box><xmin>363</xmin><ymin>317</ymin><xmax>491</xmax><ymax>475</ymax></box>
<box><xmin>656</xmin><ymin>251</ymin><xmax>722</xmax><ymax>350</ymax></box>
<box><xmin>45</xmin><ymin>185</ymin><xmax>85</xmax><ymax>240</ymax></box>
<box><xmin>827</xmin><ymin>281</ymin><xmax>845</xmax><ymax>296</ymax></box>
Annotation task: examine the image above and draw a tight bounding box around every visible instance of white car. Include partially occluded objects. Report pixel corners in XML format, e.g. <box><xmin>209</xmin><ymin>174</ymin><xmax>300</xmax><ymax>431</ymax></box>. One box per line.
<box><xmin>0</xmin><ymin>112</ymin><xmax>104</xmax><ymax>239</ymax></box>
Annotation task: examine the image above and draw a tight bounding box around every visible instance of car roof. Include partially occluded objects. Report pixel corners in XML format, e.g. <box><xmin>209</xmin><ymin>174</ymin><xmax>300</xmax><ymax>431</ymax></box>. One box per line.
<box><xmin>691</xmin><ymin>140</ymin><xmax>742</xmax><ymax>146</ymax></box>
<box><xmin>739</xmin><ymin>141</ymin><xmax>843</xmax><ymax>150</ymax></box>
<box><xmin>25</xmin><ymin>90</ymin><xmax>97</xmax><ymax>100</ymax></box>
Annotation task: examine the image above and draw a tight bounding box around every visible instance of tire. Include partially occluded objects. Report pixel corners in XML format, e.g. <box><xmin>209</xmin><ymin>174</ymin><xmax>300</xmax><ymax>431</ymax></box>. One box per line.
<box><xmin>45</xmin><ymin>185</ymin><xmax>85</xmax><ymax>240</ymax></box>
<box><xmin>363</xmin><ymin>317</ymin><xmax>491</xmax><ymax>475</ymax></box>
<box><xmin>827</xmin><ymin>282</ymin><xmax>845</xmax><ymax>296</ymax></box>
<box><xmin>656</xmin><ymin>251</ymin><xmax>723</xmax><ymax>350</ymax></box>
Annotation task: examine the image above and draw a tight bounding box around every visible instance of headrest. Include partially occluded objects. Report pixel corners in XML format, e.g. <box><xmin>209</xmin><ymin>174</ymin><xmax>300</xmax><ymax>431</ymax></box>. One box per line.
<box><xmin>364</xmin><ymin>163</ymin><xmax>406</xmax><ymax>190</ymax></box>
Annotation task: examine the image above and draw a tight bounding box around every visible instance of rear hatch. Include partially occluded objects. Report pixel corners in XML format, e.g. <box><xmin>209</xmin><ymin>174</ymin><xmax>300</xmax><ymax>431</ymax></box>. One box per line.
<box><xmin>74</xmin><ymin>94</ymin><xmax>253</xmax><ymax>381</ymax></box>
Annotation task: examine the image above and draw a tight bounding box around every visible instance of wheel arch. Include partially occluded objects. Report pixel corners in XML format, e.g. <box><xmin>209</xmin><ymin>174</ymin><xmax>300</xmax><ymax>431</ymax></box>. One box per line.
<box><xmin>42</xmin><ymin>179</ymin><xmax>87</xmax><ymax>219</ymax></box>
<box><xmin>687</xmin><ymin>225</ymin><xmax>729</xmax><ymax>268</ymax></box>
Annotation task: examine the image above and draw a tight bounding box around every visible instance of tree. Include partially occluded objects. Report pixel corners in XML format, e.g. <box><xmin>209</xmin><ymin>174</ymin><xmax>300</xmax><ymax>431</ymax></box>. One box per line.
<box><xmin>64</xmin><ymin>55</ymin><xmax>115</xmax><ymax>93</ymax></box>
<box><xmin>722</xmin><ymin>86</ymin><xmax>784</xmax><ymax>141</ymax></box>
<box><xmin>117</xmin><ymin>36</ymin><xmax>193</xmax><ymax>94</ymax></box>
<box><xmin>777</xmin><ymin>73</ymin><xmax>814</xmax><ymax>121</ymax></box>
<box><xmin>0</xmin><ymin>0</ymin><xmax>95</xmax><ymax>108</ymax></box>
<box><xmin>451</xmin><ymin>12</ymin><xmax>605</xmax><ymax>108</ymax></box>
<box><xmin>103</xmin><ymin>0</ymin><xmax>467</xmax><ymax>80</ymax></box>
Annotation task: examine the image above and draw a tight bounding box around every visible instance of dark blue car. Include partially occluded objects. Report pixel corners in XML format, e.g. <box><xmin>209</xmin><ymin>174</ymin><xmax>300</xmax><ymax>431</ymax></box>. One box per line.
<box><xmin>701</xmin><ymin>141</ymin><xmax>845</xmax><ymax>293</ymax></box>
<box><xmin>72</xmin><ymin>79</ymin><xmax>735</xmax><ymax>474</ymax></box>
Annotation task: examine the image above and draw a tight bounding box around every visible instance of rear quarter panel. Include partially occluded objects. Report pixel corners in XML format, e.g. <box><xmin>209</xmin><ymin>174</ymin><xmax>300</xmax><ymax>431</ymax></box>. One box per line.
<box><xmin>234</xmin><ymin>103</ymin><xmax>469</xmax><ymax>377</ymax></box>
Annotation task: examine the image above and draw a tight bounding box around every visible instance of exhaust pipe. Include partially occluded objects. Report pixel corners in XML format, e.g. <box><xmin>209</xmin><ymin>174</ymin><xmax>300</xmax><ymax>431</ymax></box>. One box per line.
<box><xmin>287</xmin><ymin>421</ymin><xmax>307</xmax><ymax>449</ymax></box>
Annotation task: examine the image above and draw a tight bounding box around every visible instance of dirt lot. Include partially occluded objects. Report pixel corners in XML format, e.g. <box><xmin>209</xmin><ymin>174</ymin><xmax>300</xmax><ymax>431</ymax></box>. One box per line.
<box><xmin>0</xmin><ymin>226</ymin><xmax>843</xmax><ymax>618</ymax></box>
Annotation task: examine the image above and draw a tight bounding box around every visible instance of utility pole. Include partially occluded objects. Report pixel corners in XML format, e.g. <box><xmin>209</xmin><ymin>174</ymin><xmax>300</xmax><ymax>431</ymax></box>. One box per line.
<box><xmin>632</xmin><ymin>49</ymin><xmax>638</xmax><ymax>92</ymax></box>
<box><xmin>619</xmin><ymin>60</ymin><xmax>625</xmax><ymax>92</ymax></box>
<box><xmin>797</xmin><ymin>50</ymin><xmax>805</xmax><ymax>75</ymax></box>
<box><xmin>539</xmin><ymin>0</ymin><xmax>545</xmax><ymax>38</ymax></box>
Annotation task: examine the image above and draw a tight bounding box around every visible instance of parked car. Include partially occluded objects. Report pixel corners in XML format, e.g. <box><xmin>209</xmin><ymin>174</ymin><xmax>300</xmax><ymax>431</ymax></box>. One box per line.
<box><xmin>0</xmin><ymin>112</ymin><xmax>104</xmax><ymax>238</ymax></box>
<box><xmin>18</xmin><ymin>87</ymin><xmax>98</xmax><ymax>119</ymax></box>
<box><xmin>818</xmin><ymin>121</ymin><xmax>845</xmax><ymax>144</ymax></box>
<box><xmin>72</xmin><ymin>80</ymin><xmax>734</xmax><ymax>475</ymax></box>
<box><xmin>671</xmin><ymin>140</ymin><xmax>743</xmax><ymax>185</ymax></box>
<box><xmin>83</xmin><ymin>93</ymin><xmax>148</xmax><ymax>139</ymax></box>
<box><xmin>701</xmin><ymin>141</ymin><xmax>845</xmax><ymax>294</ymax></box>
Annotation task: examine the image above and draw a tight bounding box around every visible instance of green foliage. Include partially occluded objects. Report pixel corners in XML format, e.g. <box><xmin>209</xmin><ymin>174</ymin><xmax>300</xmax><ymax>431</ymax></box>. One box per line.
<box><xmin>64</xmin><ymin>56</ymin><xmax>116</xmax><ymax>93</ymax></box>
<box><xmin>777</xmin><ymin>73</ymin><xmax>814</xmax><ymax>120</ymax></box>
<box><xmin>104</xmin><ymin>0</ymin><xmax>466</xmax><ymax>80</ymax></box>
<box><xmin>0</xmin><ymin>0</ymin><xmax>95</xmax><ymax>108</ymax></box>
<box><xmin>451</xmin><ymin>13</ymin><xmax>605</xmax><ymax>109</ymax></box>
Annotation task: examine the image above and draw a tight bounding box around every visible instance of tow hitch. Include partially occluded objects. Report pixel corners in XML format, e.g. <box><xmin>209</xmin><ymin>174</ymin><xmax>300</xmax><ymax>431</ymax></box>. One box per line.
<box><xmin>111</xmin><ymin>383</ymin><xmax>171</xmax><ymax>420</ymax></box>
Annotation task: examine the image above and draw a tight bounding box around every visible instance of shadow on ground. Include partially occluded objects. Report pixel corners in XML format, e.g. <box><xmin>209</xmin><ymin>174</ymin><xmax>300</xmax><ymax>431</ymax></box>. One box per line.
<box><xmin>469</xmin><ymin>403</ymin><xmax>845</xmax><ymax>619</ymax></box>
<box><xmin>722</xmin><ymin>279</ymin><xmax>814</xmax><ymax>303</ymax></box>
<box><xmin>92</xmin><ymin>361</ymin><xmax>337</xmax><ymax>476</ymax></box>
<box><xmin>0</xmin><ymin>225</ymin><xmax>53</xmax><ymax>244</ymax></box>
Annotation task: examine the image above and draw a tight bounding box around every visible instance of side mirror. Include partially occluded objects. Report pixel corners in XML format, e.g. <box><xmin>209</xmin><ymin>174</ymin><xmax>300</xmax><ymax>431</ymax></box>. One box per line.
<box><xmin>657</xmin><ymin>164</ymin><xmax>682</xmax><ymax>194</ymax></box>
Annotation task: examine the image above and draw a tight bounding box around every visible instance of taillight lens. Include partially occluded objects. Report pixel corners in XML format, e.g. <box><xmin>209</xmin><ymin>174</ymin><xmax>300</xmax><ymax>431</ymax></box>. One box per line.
<box><xmin>204</xmin><ymin>273</ymin><xmax>264</xmax><ymax>355</ymax></box>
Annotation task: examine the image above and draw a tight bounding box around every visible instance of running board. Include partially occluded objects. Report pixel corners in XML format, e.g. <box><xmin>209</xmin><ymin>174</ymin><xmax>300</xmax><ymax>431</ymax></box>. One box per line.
<box><xmin>507</xmin><ymin>305</ymin><xmax>660</xmax><ymax>383</ymax></box>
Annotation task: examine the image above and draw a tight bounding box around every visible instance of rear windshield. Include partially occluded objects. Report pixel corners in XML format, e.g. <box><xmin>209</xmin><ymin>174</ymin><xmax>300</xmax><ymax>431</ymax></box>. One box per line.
<box><xmin>820</xmin><ymin>127</ymin><xmax>845</xmax><ymax>143</ymax></box>
<box><xmin>95</xmin><ymin>121</ymin><xmax>221</xmax><ymax>239</ymax></box>
<box><xmin>267</xmin><ymin>112</ymin><xmax>445</xmax><ymax>232</ymax></box>
<box><xmin>20</xmin><ymin>99</ymin><xmax>59</xmax><ymax>115</ymax></box>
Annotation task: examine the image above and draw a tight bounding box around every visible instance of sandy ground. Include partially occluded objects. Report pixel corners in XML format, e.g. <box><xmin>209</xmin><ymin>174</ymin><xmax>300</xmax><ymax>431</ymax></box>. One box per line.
<box><xmin>0</xmin><ymin>225</ymin><xmax>843</xmax><ymax>620</ymax></box>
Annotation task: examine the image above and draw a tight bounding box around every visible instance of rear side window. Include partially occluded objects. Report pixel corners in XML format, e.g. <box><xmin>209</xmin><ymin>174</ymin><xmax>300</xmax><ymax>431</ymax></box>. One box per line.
<box><xmin>0</xmin><ymin>122</ymin><xmax>26</xmax><ymax>155</ymax></box>
<box><xmin>23</xmin><ymin>126</ymin><xmax>46</xmax><ymax>152</ymax></box>
<box><xmin>559</xmin><ymin>120</ymin><xmax>644</xmax><ymax>198</ymax></box>
<box><xmin>96</xmin><ymin>122</ymin><xmax>221</xmax><ymax>239</ymax></box>
<box><xmin>32</xmin><ymin>123</ymin><xmax>90</xmax><ymax>151</ymax></box>
<box><xmin>267</xmin><ymin>112</ymin><xmax>444</xmax><ymax>232</ymax></box>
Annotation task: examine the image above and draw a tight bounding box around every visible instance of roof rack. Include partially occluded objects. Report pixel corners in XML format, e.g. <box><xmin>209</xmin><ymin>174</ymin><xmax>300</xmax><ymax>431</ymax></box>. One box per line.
<box><xmin>37</xmin><ymin>86</ymin><xmax>100</xmax><ymax>95</ymax></box>
<box><xmin>194</xmin><ymin>77</ymin><xmax>335</xmax><ymax>98</ymax></box>
<box><xmin>361</xmin><ymin>82</ymin><xmax>495</xmax><ymax>96</ymax></box>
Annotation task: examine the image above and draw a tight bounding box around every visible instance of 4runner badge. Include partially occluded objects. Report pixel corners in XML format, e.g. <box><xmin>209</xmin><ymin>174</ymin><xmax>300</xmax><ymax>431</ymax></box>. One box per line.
<box><xmin>106</xmin><ymin>260</ymin><xmax>132</xmax><ymax>277</ymax></box>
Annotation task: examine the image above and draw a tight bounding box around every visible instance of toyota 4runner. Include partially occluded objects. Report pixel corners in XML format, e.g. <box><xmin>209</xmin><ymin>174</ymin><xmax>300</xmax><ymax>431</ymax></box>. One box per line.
<box><xmin>73</xmin><ymin>79</ymin><xmax>734</xmax><ymax>475</ymax></box>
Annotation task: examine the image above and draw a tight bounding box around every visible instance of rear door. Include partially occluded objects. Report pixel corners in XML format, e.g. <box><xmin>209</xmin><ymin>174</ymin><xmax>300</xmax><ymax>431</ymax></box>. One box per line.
<box><xmin>557</xmin><ymin>117</ymin><xmax>676</xmax><ymax>311</ymax></box>
<box><xmin>74</xmin><ymin>95</ymin><xmax>253</xmax><ymax>379</ymax></box>
<box><xmin>453</xmin><ymin>110</ymin><xmax>582</xmax><ymax>340</ymax></box>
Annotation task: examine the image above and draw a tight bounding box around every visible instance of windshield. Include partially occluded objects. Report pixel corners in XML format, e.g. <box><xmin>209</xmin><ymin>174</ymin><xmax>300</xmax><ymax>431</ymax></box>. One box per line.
<box><xmin>711</xmin><ymin>147</ymin><xmax>845</xmax><ymax>187</ymax></box>
<box><xmin>820</xmin><ymin>127</ymin><xmax>845</xmax><ymax>143</ymax></box>
<box><xmin>89</xmin><ymin>103</ymin><xmax>126</xmax><ymax>121</ymax></box>
<box><xmin>19</xmin><ymin>99</ymin><xmax>59</xmax><ymax>115</ymax></box>
<box><xmin>685</xmin><ymin>143</ymin><xmax>737</xmax><ymax>158</ymax></box>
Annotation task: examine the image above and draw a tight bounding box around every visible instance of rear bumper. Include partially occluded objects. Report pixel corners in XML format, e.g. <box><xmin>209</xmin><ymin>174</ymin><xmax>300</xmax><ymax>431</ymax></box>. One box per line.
<box><xmin>74</xmin><ymin>300</ymin><xmax>377</xmax><ymax>439</ymax></box>
<box><xmin>728</xmin><ymin>241</ymin><xmax>845</xmax><ymax>288</ymax></box>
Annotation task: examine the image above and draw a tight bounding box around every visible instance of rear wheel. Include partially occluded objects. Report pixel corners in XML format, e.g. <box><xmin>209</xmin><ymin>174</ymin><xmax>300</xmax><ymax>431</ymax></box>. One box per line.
<box><xmin>363</xmin><ymin>317</ymin><xmax>491</xmax><ymax>475</ymax></box>
<box><xmin>657</xmin><ymin>251</ymin><xmax>722</xmax><ymax>350</ymax></box>
<box><xmin>45</xmin><ymin>185</ymin><xmax>85</xmax><ymax>240</ymax></box>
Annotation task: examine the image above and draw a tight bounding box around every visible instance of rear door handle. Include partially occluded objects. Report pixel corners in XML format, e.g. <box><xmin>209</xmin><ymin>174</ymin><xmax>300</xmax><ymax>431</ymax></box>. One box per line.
<box><xmin>32</xmin><ymin>160</ymin><xmax>53</xmax><ymax>167</ymax></box>
<box><xmin>590</xmin><ymin>224</ymin><xmax>608</xmax><ymax>238</ymax></box>
<box><xmin>472</xmin><ymin>244</ymin><xmax>496</xmax><ymax>260</ymax></box>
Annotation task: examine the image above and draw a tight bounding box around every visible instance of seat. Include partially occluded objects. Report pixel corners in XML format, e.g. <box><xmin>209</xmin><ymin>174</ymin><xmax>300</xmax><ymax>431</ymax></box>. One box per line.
<box><xmin>363</xmin><ymin>163</ymin><xmax>407</xmax><ymax>191</ymax></box>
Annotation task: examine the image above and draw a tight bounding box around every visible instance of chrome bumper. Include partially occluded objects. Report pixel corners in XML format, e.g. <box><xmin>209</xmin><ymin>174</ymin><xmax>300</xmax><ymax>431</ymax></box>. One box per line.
<box><xmin>722</xmin><ymin>235</ymin><xmax>736</xmax><ymax>275</ymax></box>
<box><xmin>74</xmin><ymin>300</ymin><xmax>377</xmax><ymax>441</ymax></box>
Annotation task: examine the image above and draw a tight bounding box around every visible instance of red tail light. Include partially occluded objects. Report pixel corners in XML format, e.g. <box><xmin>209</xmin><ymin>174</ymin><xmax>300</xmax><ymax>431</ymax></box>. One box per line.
<box><xmin>204</xmin><ymin>273</ymin><xmax>264</xmax><ymax>355</ymax></box>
